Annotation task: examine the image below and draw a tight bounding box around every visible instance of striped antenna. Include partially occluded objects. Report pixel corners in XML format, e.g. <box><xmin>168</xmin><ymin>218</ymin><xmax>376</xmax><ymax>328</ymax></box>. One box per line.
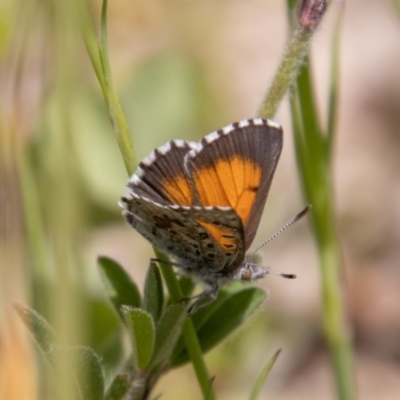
<box><xmin>249</xmin><ymin>205</ymin><xmax>312</xmax><ymax>258</ymax></box>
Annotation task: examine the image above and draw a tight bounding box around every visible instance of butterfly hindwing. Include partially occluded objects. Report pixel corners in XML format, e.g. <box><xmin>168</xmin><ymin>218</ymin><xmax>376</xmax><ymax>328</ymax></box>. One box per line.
<box><xmin>121</xmin><ymin>195</ymin><xmax>244</xmax><ymax>271</ymax></box>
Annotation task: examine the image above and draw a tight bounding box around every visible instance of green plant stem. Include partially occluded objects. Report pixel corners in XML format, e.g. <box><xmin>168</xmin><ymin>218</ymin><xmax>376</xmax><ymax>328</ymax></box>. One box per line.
<box><xmin>100</xmin><ymin>0</ymin><xmax>136</xmax><ymax>176</ymax></box>
<box><xmin>80</xmin><ymin>7</ymin><xmax>108</xmax><ymax>100</ymax></box>
<box><xmin>97</xmin><ymin>0</ymin><xmax>135</xmax><ymax>176</ymax></box>
<box><xmin>257</xmin><ymin>28</ymin><xmax>311</xmax><ymax>119</ymax></box>
<box><xmin>10</xmin><ymin>2</ymin><xmax>48</xmax><ymax>284</ymax></box>
<box><xmin>156</xmin><ymin>251</ymin><xmax>216</xmax><ymax>400</ymax></box>
<box><xmin>291</xmin><ymin>61</ymin><xmax>356</xmax><ymax>400</ymax></box>
<box><xmin>309</xmin><ymin>180</ymin><xmax>355</xmax><ymax>400</ymax></box>
<box><xmin>258</xmin><ymin>1</ymin><xmax>355</xmax><ymax>397</ymax></box>
<box><xmin>258</xmin><ymin>0</ymin><xmax>329</xmax><ymax>120</ymax></box>
<box><xmin>80</xmin><ymin>0</ymin><xmax>136</xmax><ymax>175</ymax></box>
<box><xmin>317</xmin><ymin>211</ymin><xmax>355</xmax><ymax>400</ymax></box>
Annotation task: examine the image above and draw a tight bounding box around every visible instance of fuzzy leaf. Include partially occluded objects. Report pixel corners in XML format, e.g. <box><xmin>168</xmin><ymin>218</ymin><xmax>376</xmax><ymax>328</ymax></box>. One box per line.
<box><xmin>71</xmin><ymin>346</ymin><xmax>105</xmax><ymax>400</ymax></box>
<box><xmin>14</xmin><ymin>303</ymin><xmax>57</xmax><ymax>355</ymax></box>
<box><xmin>98</xmin><ymin>256</ymin><xmax>141</xmax><ymax>316</ymax></box>
<box><xmin>122</xmin><ymin>306</ymin><xmax>155</xmax><ymax>371</ymax></box>
<box><xmin>15</xmin><ymin>304</ymin><xmax>105</xmax><ymax>398</ymax></box>
<box><xmin>143</xmin><ymin>263</ymin><xmax>163</xmax><ymax>322</ymax></box>
<box><xmin>149</xmin><ymin>302</ymin><xmax>187</xmax><ymax>370</ymax></box>
<box><xmin>105</xmin><ymin>374</ymin><xmax>130</xmax><ymax>400</ymax></box>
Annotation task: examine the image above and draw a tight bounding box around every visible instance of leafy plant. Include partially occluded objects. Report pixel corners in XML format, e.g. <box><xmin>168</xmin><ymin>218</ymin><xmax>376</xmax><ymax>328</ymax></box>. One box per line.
<box><xmin>16</xmin><ymin>259</ymin><xmax>265</xmax><ymax>399</ymax></box>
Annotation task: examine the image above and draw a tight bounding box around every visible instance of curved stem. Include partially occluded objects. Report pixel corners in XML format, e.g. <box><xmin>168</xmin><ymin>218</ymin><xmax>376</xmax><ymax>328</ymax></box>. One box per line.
<box><xmin>156</xmin><ymin>251</ymin><xmax>216</xmax><ymax>400</ymax></box>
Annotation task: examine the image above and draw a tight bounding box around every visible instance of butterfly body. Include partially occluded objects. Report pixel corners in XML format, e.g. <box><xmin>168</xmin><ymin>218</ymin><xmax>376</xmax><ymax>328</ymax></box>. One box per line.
<box><xmin>120</xmin><ymin>118</ymin><xmax>283</xmax><ymax>295</ymax></box>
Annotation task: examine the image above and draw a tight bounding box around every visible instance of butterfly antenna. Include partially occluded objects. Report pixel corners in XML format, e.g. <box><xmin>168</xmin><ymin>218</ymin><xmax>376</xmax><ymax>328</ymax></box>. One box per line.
<box><xmin>268</xmin><ymin>267</ymin><xmax>297</xmax><ymax>279</ymax></box>
<box><xmin>249</xmin><ymin>205</ymin><xmax>312</xmax><ymax>257</ymax></box>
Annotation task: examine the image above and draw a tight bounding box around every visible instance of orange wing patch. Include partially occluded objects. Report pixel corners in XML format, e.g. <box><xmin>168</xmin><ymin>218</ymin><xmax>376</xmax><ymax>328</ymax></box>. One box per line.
<box><xmin>196</xmin><ymin>220</ymin><xmax>238</xmax><ymax>254</ymax></box>
<box><xmin>193</xmin><ymin>156</ymin><xmax>262</xmax><ymax>225</ymax></box>
<box><xmin>161</xmin><ymin>175</ymin><xmax>193</xmax><ymax>205</ymax></box>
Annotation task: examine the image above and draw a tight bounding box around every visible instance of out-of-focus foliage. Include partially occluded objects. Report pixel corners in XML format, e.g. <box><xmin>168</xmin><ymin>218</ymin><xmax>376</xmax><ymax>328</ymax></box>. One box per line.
<box><xmin>2</xmin><ymin>0</ymin><xmax>400</xmax><ymax>399</ymax></box>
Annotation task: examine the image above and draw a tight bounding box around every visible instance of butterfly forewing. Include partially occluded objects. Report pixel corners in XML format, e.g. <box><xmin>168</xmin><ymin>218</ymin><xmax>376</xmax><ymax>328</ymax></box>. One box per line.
<box><xmin>184</xmin><ymin>119</ymin><xmax>283</xmax><ymax>250</ymax></box>
<box><xmin>128</xmin><ymin>140</ymin><xmax>197</xmax><ymax>206</ymax></box>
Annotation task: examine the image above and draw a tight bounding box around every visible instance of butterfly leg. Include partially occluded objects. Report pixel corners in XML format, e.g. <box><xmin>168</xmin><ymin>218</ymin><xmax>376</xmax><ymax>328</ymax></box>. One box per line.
<box><xmin>150</xmin><ymin>258</ymin><xmax>186</xmax><ymax>268</ymax></box>
<box><xmin>188</xmin><ymin>283</ymin><xmax>219</xmax><ymax>314</ymax></box>
<box><xmin>152</xmin><ymin>258</ymin><xmax>219</xmax><ymax>313</ymax></box>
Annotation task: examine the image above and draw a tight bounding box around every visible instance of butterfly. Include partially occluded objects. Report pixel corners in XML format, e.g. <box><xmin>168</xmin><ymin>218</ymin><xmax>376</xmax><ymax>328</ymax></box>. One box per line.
<box><xmin>120</xmin><ymin>118</ymin><xmax>297</xmax><ymax>309</ymax></box>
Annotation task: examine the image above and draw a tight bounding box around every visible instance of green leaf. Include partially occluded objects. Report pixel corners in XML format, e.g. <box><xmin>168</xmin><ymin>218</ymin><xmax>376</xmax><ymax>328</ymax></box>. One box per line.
<box><xmin>14</xmin><ymin>303</ymin><xmax>57</xmax><ymax>355</ymax></box>
<box><xmin>149</xmin><ymin>302</ymin><xmax>187</xmax><ymax>370</ymax></box>
<box><xmin>196</xmin><ymin>288</ymin><xmax>265</xmax><ymax>349</ymax></box>
<box><xmin>71</xmin><ymin>346</ymin><xmax>105</xmax><ymax>400</ymax></box>
<box><xmin>105</xmin><ymin>374</ymin><xmax>130</xmax><ymax>400</ymax></box>
<box><xmin>122</xmin><ymin>306</ymin><xmax>155</xmax><ymax>371</ymax></box>
<box><xmin>190</xmin><ymin>288</ymin><xmax>234</xmax><ymax>331</ymax></box>
<box><xmin>143</xmin><ymin>262</ymin><xmax>163</xmax><ymax>322</ymax></box>
<box><xmin>49</xmin><ymin>346</ymin><xmax>105</xmax><ymax>400</ymax></box>
<box><xmin>170</xmin><ymin>287</ymin><xmax>239</xmax><ymax>364</ymax></box>
<box><xmin>178</xmin><ymin>276</ymin><xmax>195</xmax><ymax>298</ymax></box>
<box><xmin>86</xmin><ymin>297</ymin><xmax>122</xmax><ymax>369</ymax></box>
<box><xmin>98</xmin><ymin>256</ymin><xmax>141</xmax><ymax>316</ymax></box>
<box><xmin>249</xmin><ymin>349</ymin><xmax>281</xmax><ymax>400</ymax></box>
<box><xmin>171</xmin><ymin>288</ymin><xmax>265</xmax><ymax>367</ymax></box>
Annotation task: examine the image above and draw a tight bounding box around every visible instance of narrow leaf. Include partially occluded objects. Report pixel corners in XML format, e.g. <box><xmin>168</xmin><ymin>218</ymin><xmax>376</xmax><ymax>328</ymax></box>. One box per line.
<box><xmin>98</xmin><ymin>256</ymin><xmax>141</xmax><ymax>316</ymax></box>
<box><xmin>249</xmin><ymin>349</ymin><xmax>281</xmax><ymax>400</ymax></box>
<box><xmin>99</xmin><ymin>0</ymin><xmax>136</xmax><ymax>175</ymax></box>
<box><xmin>14</xmin><ymin>303</ymin><xmax>57</xmax><ymax>354</ymax></box>
<box><xmin>143</xmin><ymin>262</ymin><xmax>163</xmax><ymax>322</ymax></box>
<box><xmin>105</xmin><ymin>374</ymin><xmax>130</xmax><ymax>400</ymax></box>
<box><xmin>122</xmin><ymin>306</ymin><xmax>155</xmax><ymax>371</ymax></box>
<box><xmin>171</xmin><ymin>288</ymin><xmax>265</xmax><ymax>367</ymax></box>
<box><xmin>149</xmin><ymin>302</ymin><xmax>187</xmax><ymax>370</ymax></box>
<box><xmin>79</xmin><ymin>3</ymin><xmax>107</xmax><ymax>98</ymax></box>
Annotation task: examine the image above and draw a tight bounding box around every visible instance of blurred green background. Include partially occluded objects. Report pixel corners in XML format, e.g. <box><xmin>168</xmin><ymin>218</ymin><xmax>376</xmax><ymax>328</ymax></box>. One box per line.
<box><xmin>2</xmin><ymin>0</ymin><xmax>400</xmax><ymax>399</ymax></box>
